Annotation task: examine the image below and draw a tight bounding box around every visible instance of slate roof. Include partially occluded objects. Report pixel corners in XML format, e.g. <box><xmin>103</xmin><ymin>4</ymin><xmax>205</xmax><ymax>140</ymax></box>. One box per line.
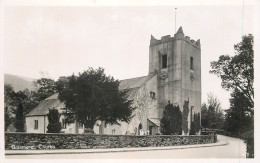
<box><xmin>26</xmin><ymin>93</ymin><xmax>65</xmax><ymax>117</ymax></box>
<box><xmin>119</xmin><ymin>74</ymin><xmax>155</xmax><ymax>90</ymax></box>
<box><xmin>26</xmin><ymin>74</ymin><xmax>156</xmax><ymax>117</ymax></box>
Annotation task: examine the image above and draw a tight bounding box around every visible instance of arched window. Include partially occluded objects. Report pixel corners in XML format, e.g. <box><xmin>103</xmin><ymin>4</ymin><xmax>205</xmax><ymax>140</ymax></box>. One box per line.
<box><xmin>190</xmin><ymin>57</ymin><xmax>194</xmax><ymax>70</ymax></box>
<box><xmin>112</xmin><ymin>129</ymin><xmax>116</xmax><ymax>135</ymax></box>
<box><xmin>138</xmin><ymin>123</ymin><xmax>143</xmax><ymax>135</ymax></box>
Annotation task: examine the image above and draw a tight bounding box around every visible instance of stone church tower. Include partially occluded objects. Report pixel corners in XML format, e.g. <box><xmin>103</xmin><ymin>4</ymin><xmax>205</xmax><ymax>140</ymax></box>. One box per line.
<box><xmin>149</xmin><ymin>27</ymin><xmax>201</xmax><ymax>128</ymax></box>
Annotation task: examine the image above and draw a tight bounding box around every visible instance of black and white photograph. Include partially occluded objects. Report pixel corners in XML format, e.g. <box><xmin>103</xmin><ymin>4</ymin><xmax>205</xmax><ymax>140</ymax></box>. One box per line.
<box><xmin>0</xmin><ymin>0</ymin><xmax>259</xmax><ymax>162</ymax></box>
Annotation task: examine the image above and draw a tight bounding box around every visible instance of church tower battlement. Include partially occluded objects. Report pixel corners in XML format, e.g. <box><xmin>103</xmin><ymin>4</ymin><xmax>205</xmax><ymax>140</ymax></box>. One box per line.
<box><xmin>148</xmin><ymin>27</ymin><xmax>201</xmax><ymax>131</ymax></box>
<box><xmin>150</xmin><ymin>27</ymin><xmax>200</xmax><ymax>53</ymax></box>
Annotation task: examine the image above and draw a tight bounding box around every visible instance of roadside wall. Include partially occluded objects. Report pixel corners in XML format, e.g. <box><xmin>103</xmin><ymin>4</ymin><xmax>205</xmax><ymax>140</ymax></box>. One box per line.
<box><xmin>5</xmin><ymin>133</ymin><xmax>217</xmax><ymax>150</ymax></box>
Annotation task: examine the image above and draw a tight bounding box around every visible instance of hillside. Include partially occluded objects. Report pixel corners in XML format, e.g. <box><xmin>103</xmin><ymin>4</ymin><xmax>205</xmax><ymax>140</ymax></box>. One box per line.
<box><xmin>4</xmin><ymin>74</ymin><xmax>35</xmax><ymax>92</ymax></box>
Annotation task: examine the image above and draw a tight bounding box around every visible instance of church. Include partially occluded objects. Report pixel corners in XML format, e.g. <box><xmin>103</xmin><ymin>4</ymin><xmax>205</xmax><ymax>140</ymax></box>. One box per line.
<box><xmin>25</xmin><ymin>26</ymin><xmax>201</xmax><ymax>135</ymax></box>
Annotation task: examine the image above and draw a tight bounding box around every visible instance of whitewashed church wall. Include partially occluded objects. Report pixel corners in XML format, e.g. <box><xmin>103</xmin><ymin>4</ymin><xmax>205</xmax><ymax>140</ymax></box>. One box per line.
<box><xmin>26</xmin><ymin>116</ymin><xmax>46</xmax><ymax>133</ymax></box>
<box><xmin>102</xmin><ymin>121</ymin><xmax>129</xmax><ymax>135</ymax></box>
<box><xmin>26</xmin><ymin>114</ymin><xmax>86</xmax><ymax>134</ymax></box>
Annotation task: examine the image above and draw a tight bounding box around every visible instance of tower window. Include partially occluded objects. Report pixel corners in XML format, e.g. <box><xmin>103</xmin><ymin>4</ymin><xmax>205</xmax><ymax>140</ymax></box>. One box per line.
<box><xmin>190</xmin><ymin>57</ymin><xmax>194</xmax><ymax>70</ymax></box>
<box><xmin>34</xmin><ymin>120</ymin><xmax>38</xmax><ymax>130</ymax></box>
<box><xmin>162</xmin><ymin>55</ymin><xmax>167</xmax><ymax>69</ymax></box>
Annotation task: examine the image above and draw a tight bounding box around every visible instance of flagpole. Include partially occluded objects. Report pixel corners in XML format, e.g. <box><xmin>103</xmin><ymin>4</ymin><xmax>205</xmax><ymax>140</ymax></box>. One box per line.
<box><xmin>175</xmin><ymin>8</ymin><xmax>177</xmax><ymax>34</ymax></box>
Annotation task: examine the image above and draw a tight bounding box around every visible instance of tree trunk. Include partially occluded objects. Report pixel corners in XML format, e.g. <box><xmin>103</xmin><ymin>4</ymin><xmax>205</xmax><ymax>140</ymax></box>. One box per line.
<box><xmin>83</xmin><ymin>120</ymin><xmax>96</xmax><ymax>134</ymax></box>
<box><xmin>84</xmin><ymin>120</ymin><xmax>95</xmax><ymax>129</ymax></box>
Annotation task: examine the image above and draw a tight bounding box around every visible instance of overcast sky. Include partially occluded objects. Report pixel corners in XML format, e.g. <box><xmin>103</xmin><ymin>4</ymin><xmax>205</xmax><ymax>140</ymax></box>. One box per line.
<box><xmin>2</xmin><ymin>3</ymin><xmax>258</xmax><ymax>110</ymax></box>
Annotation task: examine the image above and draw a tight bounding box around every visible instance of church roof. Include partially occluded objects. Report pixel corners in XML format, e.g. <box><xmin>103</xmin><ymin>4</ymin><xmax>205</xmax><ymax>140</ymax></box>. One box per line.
<box><xmin>26</xmin><ymin>93</ymin><xmax>65</xmax><ymax>117</ymax></box>
<box><xmin>119</xmin><ymin>74</ymin><xmax>155</xmax><ymax>90</ymax></box>
<box><xmin>26</xmin><ymin>74</ymin><xmax>156</xmax><ymax>117</ymax></box>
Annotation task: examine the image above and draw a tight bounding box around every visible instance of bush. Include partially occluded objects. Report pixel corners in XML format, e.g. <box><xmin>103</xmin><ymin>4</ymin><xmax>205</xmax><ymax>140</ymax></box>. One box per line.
<box><xmin>160</xmin><ymin>102</ymin><xmax>182</xmax><ymax>135</ymax></box>
<box><xmin>47</xmin><ymin>108</ymin><xmax>62</xmax><ymax>133</ymax></box>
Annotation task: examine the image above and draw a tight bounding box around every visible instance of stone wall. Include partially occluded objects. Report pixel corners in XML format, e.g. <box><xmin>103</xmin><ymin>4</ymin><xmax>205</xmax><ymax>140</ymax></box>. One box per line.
<box><xmin>5</xmin><ymin>133</ymin><xmax>217</xmax><ymax>150</ymax></box>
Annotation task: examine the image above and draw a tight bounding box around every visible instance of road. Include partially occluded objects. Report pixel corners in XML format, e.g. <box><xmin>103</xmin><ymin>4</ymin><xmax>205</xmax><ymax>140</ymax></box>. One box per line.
<box><xmin>6</xmin><ymin>135</ymin><xmax>246</xmax><ymax>159</ymax></box>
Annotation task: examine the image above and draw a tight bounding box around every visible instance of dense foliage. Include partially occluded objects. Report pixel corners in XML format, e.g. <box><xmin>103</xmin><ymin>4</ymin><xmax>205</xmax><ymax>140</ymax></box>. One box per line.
<box><xmin>47</xmin><ymin>108</ymin><xmax>62</xmax><ymax>133</ymax></box>
<box><xmin>160</xmin><ymin>102</ymin><xmax>182</xmax><ymax>135</ymax></box>
<box><xmin>210</xmin><ymin>34</ymin><xmax>254</xmax><ymax>158</ymax></box>
<box><xmin>201</xmin><ymin>93</ymin><xmax>224</xmax><ymax>129</ymax></box>
<box><xmin>56</xmin><ymin>67</ymin><xmax>135</xmax><ymax>129</ymax></box>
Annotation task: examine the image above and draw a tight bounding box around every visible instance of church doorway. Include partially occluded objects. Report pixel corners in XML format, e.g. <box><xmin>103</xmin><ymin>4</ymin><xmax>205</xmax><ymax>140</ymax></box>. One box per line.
<box><xmin>138</xmin><ymin>123</ymin><xmax>142</xmax><ymax>135</ymax></box>
<box><xmin>149</xmin><ymin>126</ymin><xmax>154</xmax><ymax>135</ymax></box>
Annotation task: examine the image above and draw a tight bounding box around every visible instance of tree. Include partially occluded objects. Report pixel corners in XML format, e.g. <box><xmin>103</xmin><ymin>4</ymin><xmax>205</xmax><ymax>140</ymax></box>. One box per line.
<box><xmin>4</xmin><ymin>85</ymin><xmax>29</xmax><ymax>132</ymax></box>
<box><xmin>160</xmin><ymin>102</ymin><xmax>182</xmax><ymax>135</ymax></box>
<box><xmin>182</xmin><ymin>100</ymin><xmax>189</xmax><ymax>135</ymax></box>
<box><xmin>210</xmin><ymin>34</ymin><xmax>254</xmax><ymax>158</ymax></box>
<box><xmin>33</xmin><ymin>78</ymin><xmax>57</xmax><ymax>103</ymax></box>
<box><xmin>223</xmin><ymin>89</ymin><xmax>253</xmax><ymax>136</ymax></box>
<box><xmin>210</xmin><ymin>34</ymin><xmax>254</xmax><ymax>115</ymax></box>
<box><xmin>4</xmin><ymin>84</ymin><xmax>15</xmax><ymax>131</ymax></box>
<box><xmin>201</xmin><ymin>93</ymin><xmax>224</xmax><ymax>129</ymax></box>
<box><xmin>10</xmin><ymin>90</ymin><xmax>38</xmax><ymax>120</ymax></box>
<box><xmin>201</xmin><ymin>103</ymin><xmax>209</xmax><ymax>128</ymax></box>
<box><xmin>47</xmin><ymin>108</ymin><xmax>62</xmax><ymax>133</ymax></box>
<box><xmin>4</xmin><ymin>84</ymin><xmax>15</xmax><ymax>106</ymax></box>
<box><xmin>56</xmin><ymin>67</ymin><xmax>135</xmax><ymax>130</ymax></box>
<box><xmin>15</xmin><ymin>102</ymin><xmax>24</xmax><ymax>132</ymax></box>
<box><xmin>190</xmin><ymin>112</ymin><xmax>201</xmax><ymax>135</ymax></box>
<box><xmin>4</xmin><ymin>107</ymin><xmax>12</xmax><ymax>131</ymax></box>
<box><xmin>223</xmin><ymin>89</ymin><xmax>254</xmax><ymax>157</ymax></box>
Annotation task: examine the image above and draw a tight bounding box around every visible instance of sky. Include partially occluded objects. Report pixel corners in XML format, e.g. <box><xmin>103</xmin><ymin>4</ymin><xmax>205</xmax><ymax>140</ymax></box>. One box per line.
<box><xmin>2</xmin><ymin>2</ymin><xmax>258</xmax><ymax>110</ymax></box>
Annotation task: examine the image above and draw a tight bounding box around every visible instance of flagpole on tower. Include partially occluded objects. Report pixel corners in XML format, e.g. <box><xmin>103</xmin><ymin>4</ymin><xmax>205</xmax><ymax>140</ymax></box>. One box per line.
<box><xmin>175</xmin><ymin>8</ymin><xmax>177</xmax><ymax>34</ymax></box>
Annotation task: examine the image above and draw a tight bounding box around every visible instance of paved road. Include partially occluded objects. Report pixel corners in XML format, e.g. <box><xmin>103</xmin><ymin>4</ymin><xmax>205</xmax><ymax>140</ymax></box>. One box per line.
<box><xmin>6</xmin><ymin>135</ymin><xmax>246</xmax><ymax>159</ymax></box>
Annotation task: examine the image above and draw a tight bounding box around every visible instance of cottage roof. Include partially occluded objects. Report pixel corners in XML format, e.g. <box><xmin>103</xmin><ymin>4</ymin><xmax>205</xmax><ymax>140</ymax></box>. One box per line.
<box><xmin>26</xmin><ymin>74</ymin><xmax>156</xmax><ymax>117</ymax></box>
